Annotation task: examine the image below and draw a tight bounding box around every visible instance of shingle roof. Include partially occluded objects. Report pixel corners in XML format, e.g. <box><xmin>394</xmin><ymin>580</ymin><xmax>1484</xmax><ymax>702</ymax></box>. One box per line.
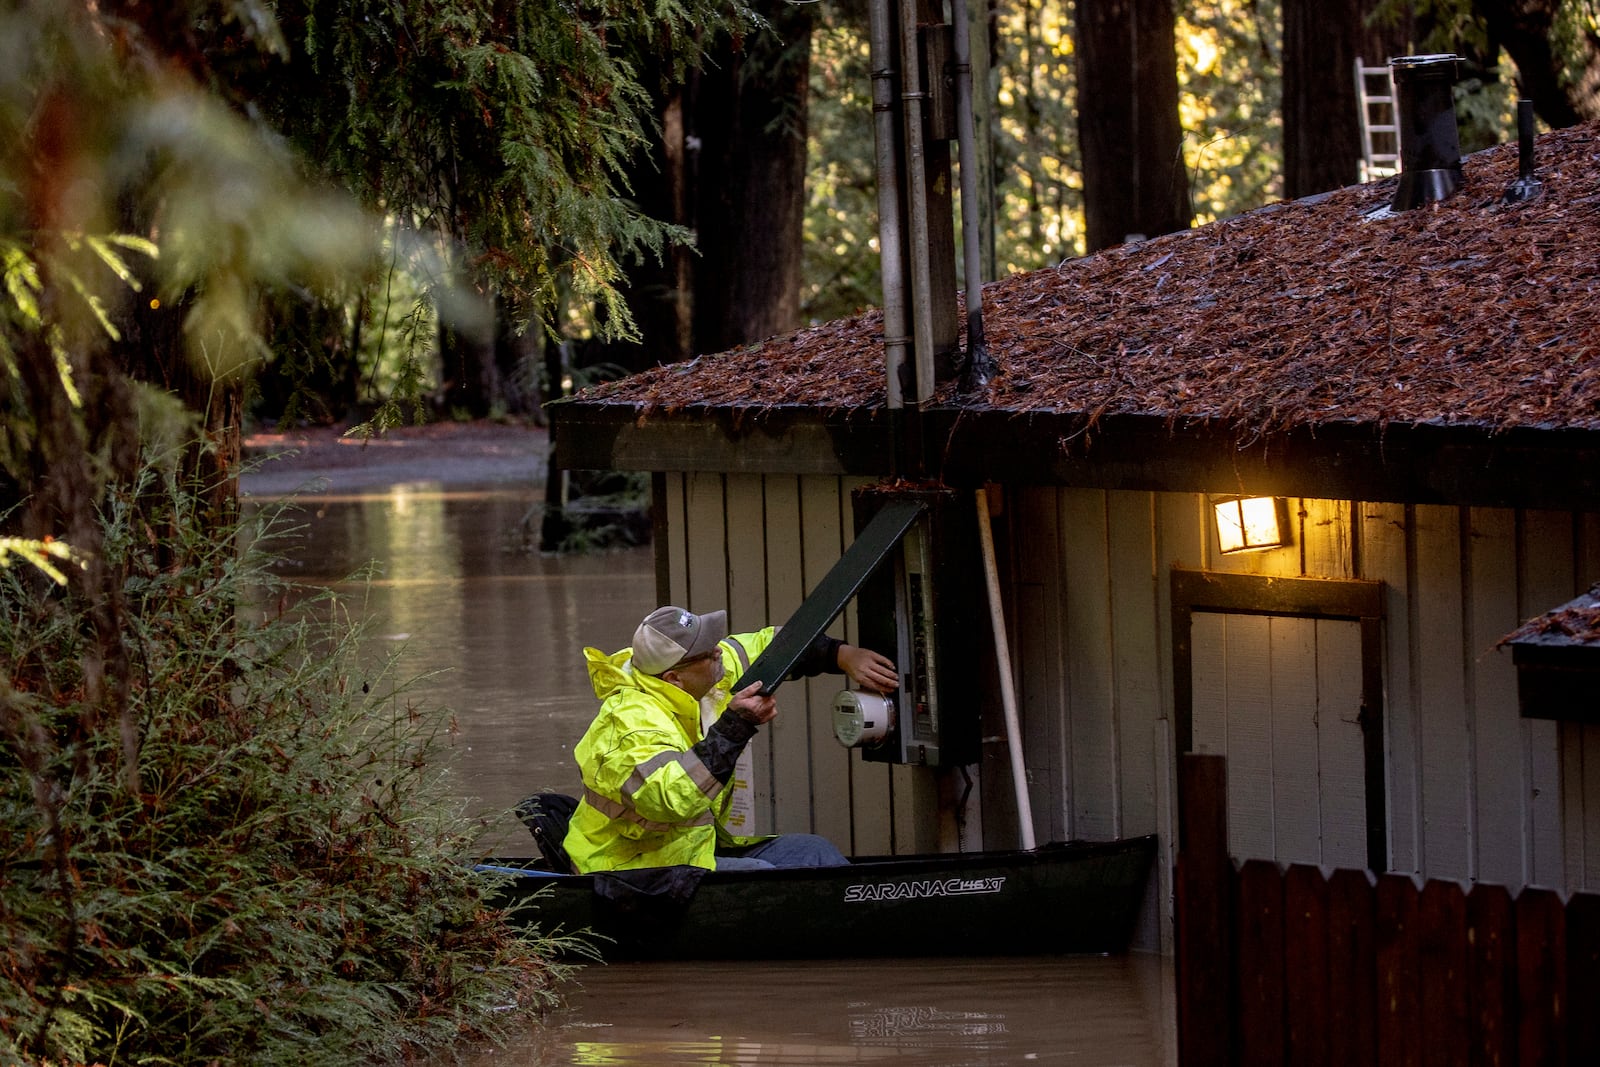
<box><xmin>577</xmin><ymin>122</ymin><xmax>1600</xmax><ymax>438</ymax></box>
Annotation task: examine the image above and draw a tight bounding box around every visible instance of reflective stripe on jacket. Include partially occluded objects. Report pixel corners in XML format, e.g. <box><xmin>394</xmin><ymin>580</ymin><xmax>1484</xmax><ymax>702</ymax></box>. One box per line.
<box><xmin>563</xmin><ymin>628</ymin><xmax>778</xmax><ymax>872</ymax></box>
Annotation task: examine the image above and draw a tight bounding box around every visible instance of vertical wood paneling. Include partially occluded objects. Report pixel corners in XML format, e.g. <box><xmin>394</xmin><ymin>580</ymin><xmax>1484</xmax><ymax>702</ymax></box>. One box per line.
<box><xmin>1191</xmin><ymin>612</ymin><xmax>1228</xmax><ymax>757</ymax></box>
<box><xmin>1466</xmin><ymin>507</ymin><xmax>1526</xmax><ymax>887</ymax></box>
<box><xmin>1414</xmin><ymin>504</ymin><xmax>1472</xmax><ymax>880</ymax></box>
<box><xmin>1585</xmin><ymin>727</ymin><xmax>1600</xmax><ymax>889</ymax></box>
<box><xmin>683</xmin><ymin>471</ymin><xmax>728</xmax><ymax>609</ymax></box>
<box><xmin>1302</xmin><ymin>498</ymin><xmax>1354</xmax><ymax>578</ymax></box>
<box><xmin>1362</xmin><ymin>501</ymin><xmax>1417</xmax><ymax>873</ymax></box>
<box><xmin>1062</xmin><ymin>488</ymin><xmax>1117</xmax><ymax>839</ymax></box>
<box><xmin>1108</xmin><ymin>491</ymin><xmax>1161</xmax><ymax>837</ymax></box>
<box><xmin>1521</xmin><ymin>509</ymin><xmax>1572</xmax><ymax>888</ymax></box>
<box><xmin>1153</xmin><ymin>492</ymin><xmax>1202</xmax><ymax>954</ymax></box>
<box><xmin>662</xmin><ymin>473</ymin><xmax>689</xmax><ymax>603</ymax></box>
<box><xmin>1318</xmin><ymin>618</ymin><xmax>1369</xmax><ymax>869</ymax></box>
<box><xmin>760</xmin><ymin>476</ymin><xmax>810</xmax><ymax>835</ymax></box>
<box><xmin>723</xmin><ymin>474</ymin><xmax>771</xmax><ymax>833</ymax></box>
<box><xmin>1225</xmin><ymin>614</ymin><xmax>1275</xmax><ymax>859</ymax></box>
<box><xmin>1578</xmin><ymin>510</ymin><xmax>1600</xmax><ymax>586</ymax></box>
<box><xmin>1575</xmin><ymin>512</ymin><xmax>1600</xmax><ymax>891</ymax></box>
<box><xmin>1270</xmin><ymin>616</ymin><xmax>1321</xmax><ymax>864</ymax></box>
<box><xmin>1154</xmin><ymin>717</ymin><xmax>1177</xmax><ymax>955</ymax></box>
<box><xmin>797</xmin><ymin>475</ymin><xmax>855</xmax><ymax>852</ymax></box>
<box><xmin>1016</xmin><ymin>488</ymin><xmax>1069</xmax><ymax>844</ymax></box>
<box><xmin>1564</xmin><ymin>721</ymin><xmax>1586</xmax><ymax>889</ymax></box>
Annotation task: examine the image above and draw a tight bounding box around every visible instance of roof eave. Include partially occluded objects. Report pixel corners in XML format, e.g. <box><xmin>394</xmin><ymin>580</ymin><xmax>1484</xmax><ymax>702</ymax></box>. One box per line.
<box><xmin>550</xmin><ymin>399</ymin><xmax>1600</xmax><ymax>511</ymax></box>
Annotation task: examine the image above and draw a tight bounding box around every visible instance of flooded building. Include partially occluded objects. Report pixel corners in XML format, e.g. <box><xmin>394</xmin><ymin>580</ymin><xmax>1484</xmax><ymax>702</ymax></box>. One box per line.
<box><xmin>550</xmin><ymin>120</ymin><xmax>1600</xmax><ymax>954</ymax></box>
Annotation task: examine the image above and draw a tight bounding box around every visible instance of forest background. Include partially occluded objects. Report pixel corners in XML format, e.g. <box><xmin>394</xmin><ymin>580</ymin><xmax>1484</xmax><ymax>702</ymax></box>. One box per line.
<box><xmin>2</xmin><ymin>0</ymin><xmax>1599</xmax><ymax>1064</ymax></box>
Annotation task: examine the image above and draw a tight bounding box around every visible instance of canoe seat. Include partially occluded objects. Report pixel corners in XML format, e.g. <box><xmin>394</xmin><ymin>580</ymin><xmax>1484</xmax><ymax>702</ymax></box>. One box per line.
<box><xmin>515</xmin><ymin>793</ymin><xmax>579</xmax><ymax>874</ymax></box>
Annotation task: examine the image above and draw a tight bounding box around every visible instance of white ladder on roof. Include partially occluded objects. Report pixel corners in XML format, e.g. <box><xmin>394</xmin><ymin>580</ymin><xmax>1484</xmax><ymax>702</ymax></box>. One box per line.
<box><xmin>1355</xmin><ymin>58</ymin><xmax>1400</xmax><ymax>180</ymax></box>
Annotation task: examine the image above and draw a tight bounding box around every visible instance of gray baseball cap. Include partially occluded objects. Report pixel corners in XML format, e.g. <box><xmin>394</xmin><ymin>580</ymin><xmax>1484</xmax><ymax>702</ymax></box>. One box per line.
<box><xmin>631</xmin><ymin>606</ymin><xmax>729</xmax><ymax>674</ymax></box>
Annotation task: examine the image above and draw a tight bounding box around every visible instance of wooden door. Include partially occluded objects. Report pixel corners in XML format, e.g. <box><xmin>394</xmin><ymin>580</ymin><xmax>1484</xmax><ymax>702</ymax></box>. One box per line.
<box><xmin>1190</xmin><ymin>613</ymin><xmax>1369</xmax><ymax>868</ymax></box>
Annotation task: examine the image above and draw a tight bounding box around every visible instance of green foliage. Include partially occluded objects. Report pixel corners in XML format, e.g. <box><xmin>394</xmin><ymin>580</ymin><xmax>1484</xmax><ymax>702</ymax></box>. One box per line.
<box><xmin>800</xmin><ymin>0</ymin><xmax>1290</xmax><ymax>322</ymax></box>
<box><xmin>992</xmin><ymin>0</ymin><xmax>1083</xmax><ymax>271</ymax></box>
<box><xmin>0</xmin><ymin>470</ymin><xmax>574</xmax><ymax>1065</ymax></box>
<box><xmin>1178</xmin><ymin>0</ymin><xmax>1285</xmax><ymax>223</ymax></box>
<box><xmin>260</xmin><ymin>0</ymin><xmax>757</xmax><ymax>345</ymax></box>
<box><xmin>803</xmin><ymin>19</ymin><xmax>879</xmax><ymax>323</ymax></box>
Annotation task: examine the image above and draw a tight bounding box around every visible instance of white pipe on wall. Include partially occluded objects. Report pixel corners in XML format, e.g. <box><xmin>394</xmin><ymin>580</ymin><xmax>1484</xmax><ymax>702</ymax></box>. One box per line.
<box><xmin>866</xmin><ymin>0</ymin><xmax>910</xmax><ymax>410</ymax></box>
<box><xmin>975</xmin><ymin>486</ymin><xmax>1037</xmax><ymax>850</ymax></box>
<box><xmin>949</xmin><ymin>0</ymin><xmax>986</xmax><ymax>344</ymax></box>
<box><xmin>896</xmin><ymin>0</ymin><xmax>936</xmax><ymax>405</ymax></box>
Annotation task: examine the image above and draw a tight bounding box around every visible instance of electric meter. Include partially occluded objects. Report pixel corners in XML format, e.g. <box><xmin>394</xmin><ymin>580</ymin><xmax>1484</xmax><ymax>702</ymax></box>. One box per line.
<box><xmin>832</xmin><ymin>690</ymin><xmax>895</xmax><ymax>748</ymax></box>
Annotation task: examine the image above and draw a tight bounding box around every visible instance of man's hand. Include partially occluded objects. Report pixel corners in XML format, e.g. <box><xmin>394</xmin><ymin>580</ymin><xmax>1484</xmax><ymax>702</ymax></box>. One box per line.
<box><xmin>729</xmin><ymin>680</ymin><xmax>778</xmax><ymax>724</ymax></box>
<box><xmin>838</xmin><ymin>644</ymin><xmax>899</xmax><ymax>693</ymax></box>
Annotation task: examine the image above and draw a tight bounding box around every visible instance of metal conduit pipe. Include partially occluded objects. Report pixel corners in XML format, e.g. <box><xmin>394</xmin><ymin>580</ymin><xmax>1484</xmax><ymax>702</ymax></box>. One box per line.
<box><xmin>975</xmin><ymin>487</ymin><xmax>1037</xmax><ymax>851</ymax></box>
<box><xmin>950</xmin><ymin>0</ymin><xmax>992</xmax><ymax>390</ymax></box>
<box><xmin>866</xmin><ymin>0</ymin><xmax>910</xmax><ymax>410</ymax></box>
<box><xmin>896</xmin><ymin>0</ymin><xmax>937</xmax><ymax>405</ymax></box>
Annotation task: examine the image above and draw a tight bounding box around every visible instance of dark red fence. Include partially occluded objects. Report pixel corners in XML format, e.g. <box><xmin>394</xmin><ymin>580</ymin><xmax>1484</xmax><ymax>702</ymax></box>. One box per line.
<box><xmin>1175</xmin><ymin>753</ymin><xmax>1600</xmax><ymax>1067</ymax></box>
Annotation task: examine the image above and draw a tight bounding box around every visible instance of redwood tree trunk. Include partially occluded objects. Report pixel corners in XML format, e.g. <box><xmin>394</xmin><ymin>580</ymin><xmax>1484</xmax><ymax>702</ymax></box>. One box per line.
<box><xmin>1283</xmin><ymin>0</ymin><xmax>1413</xmax><ymax>197</ymax></box>
<box><xmin>689</xmin><ymin>0</ymin><xmax>814</xmax><ymax>351</ymax></box>
<box><xmin>574</xmin><ymin>76</ymin><xmax>693</xmax><ymax>378</ymax></box>
<box><xmin>1473</xmin><ymin>0</ymin><xmax>1600</xmax><ymax>126</ymax></box>
<box><xmin>1076</xmin><ymin>0</ymin><xmax>1192</xmax><ymax>253</ymax></box>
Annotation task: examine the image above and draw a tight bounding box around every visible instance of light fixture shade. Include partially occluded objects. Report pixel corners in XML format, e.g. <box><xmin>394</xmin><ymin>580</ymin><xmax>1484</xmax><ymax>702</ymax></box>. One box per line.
<box><xmin>1213</xmin><ymin>496</ymin><xmax>1288</xmax><ymax>554</ymax></box>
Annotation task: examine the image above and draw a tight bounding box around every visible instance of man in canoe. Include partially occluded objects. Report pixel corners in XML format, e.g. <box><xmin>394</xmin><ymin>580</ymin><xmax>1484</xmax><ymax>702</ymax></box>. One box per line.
<box><xmin>563</xmin><ymin>606</ymin><xmax>898</xmax><ymax>872</ymax></box>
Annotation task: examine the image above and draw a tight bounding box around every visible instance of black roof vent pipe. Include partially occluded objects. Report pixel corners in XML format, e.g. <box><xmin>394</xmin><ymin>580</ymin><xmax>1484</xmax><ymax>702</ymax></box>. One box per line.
<box><xmin>1390</xmin><ymin>53</ymin><xmax>1464</xmax><ymax>211</ymax></box>
<box><xmin>1503</xmin><ymin>99</ymin><xmax>1544</xmax><ymax>203</ymax></box>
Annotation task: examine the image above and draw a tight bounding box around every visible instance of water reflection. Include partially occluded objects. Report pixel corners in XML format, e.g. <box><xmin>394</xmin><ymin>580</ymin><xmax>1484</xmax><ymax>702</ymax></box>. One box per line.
<box><xmin>488</xmin><ymin>956</ymin><xmax>1173</xmax><ymax>1066</ymax></box>
<box><xmin>255</xmin><ymin>483</ymin><xmax>1174</xmax><ymax>1067</ymax></box>
<box><xmin>255</xmin><ymin>484</ymin><xmax>656</xmax><ymax>853</ymax></box>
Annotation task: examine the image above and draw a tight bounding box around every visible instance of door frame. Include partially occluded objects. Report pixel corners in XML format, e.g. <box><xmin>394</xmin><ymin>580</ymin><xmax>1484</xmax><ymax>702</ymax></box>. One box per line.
<box><xmin>1170</xmin><ymin>568</ymin><xmax>1387</xmax><ymax>870</ymax></box>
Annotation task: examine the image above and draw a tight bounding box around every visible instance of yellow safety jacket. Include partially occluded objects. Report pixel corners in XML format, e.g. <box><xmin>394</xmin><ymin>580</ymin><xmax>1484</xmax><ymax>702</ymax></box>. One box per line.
<box><xmin>563</xmin><ymin>628</ymin><xmax>778</xmax><ymax>872</ymax></box>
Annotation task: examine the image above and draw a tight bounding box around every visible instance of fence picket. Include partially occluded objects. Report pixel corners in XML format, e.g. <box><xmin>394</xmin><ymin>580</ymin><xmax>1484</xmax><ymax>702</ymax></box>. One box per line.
<box><xmin>1465</xmin><ymin>883</ymin><xmax>1515</xmax><ymax>1067</ymax></box>
<box><xmin>1175</xmin><ymin>755</ymin><xmax>1600</xmax><ymax>1067</ymax></box>
<box><xmin>1327</xmin><ymin>867</ymin><xmax>1378</xmax><ymax>1064</ymax></box>
<box><xmin>1284</xmin><ymin>864</ymin><xmax>1330</xmax><ymax>1067</ymax></box>
<box><xmin>1419</xmin><ymin>880</ymin><xmax>1469</xmax><ymax>1067</ymax></box>
<box><xmin>1516</xmin><ymin>887</ymin><xmax>1566</xmax><ymax>1067</ymax></box>
<box><xmin>1176</xmin><ymin>754</ymin><xmax>1233</xmax><ymax>1067</ymax></box>
<box><xmin>1569</xmin><ymin>892</ymin><xmax>1600</xmax><ymax>1063</ymax></box>
<box><xmin>1237</xmin><ymin>859</ymin><xmax>1286</xmax><ymax>1067</ymax></box>
<box><xmin>1376</xmin><ymin>873</ymin><xmax>1422</xmax><ymax>1067</ymax></box>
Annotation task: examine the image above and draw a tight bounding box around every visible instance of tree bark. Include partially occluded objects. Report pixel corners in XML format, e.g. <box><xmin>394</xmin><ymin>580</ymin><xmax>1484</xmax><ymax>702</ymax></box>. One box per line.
<box><xmin>574</xmin><ymin>78</ymin><xmax>694</xmax><ymax>378</ymax></box>
<box><xmin>689</xmin><ymin>0</ymin><xmax>814</xmax><ymax>352</ymax></box>
<box><xmin>436</xmin><ymin>298</ymin><xmax>498</xmax><ymax>419</ymax></box>
<box><xmin>1076</xmin><ymin>0</ymin><xmax>1192</xmax><ymax>253</ymax></box>
<box><xmin>1473</xmin><ymin>0</ymin><xmax>1600</xmax><ymax>126</ymax></box>
<box><xmin>1283</xmin><ymin>0</ymin><xmax>1413</xmax><ymax>197</ymax></box>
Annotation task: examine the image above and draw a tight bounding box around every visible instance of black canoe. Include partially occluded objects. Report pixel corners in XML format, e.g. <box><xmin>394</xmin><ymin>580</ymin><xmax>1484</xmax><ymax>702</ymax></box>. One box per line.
<box><xmin>477</xmin><ymin>834</ymin><xmax>1157</xmax><ymax>960</ymax></box>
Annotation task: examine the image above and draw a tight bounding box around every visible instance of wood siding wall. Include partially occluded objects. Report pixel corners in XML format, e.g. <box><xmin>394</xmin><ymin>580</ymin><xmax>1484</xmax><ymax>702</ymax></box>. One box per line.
<box><xmin>657</xmin><ymin>473</ymin><xmax>1600</xmax><ymax>948</ymax></box>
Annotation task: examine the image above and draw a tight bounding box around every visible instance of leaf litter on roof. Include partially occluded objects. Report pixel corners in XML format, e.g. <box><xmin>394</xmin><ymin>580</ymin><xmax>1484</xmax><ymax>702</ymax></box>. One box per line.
<box><xmin>579</xmin><ymin>122</ymin><xmax>1600</xmax><ymax>439</ymax></box>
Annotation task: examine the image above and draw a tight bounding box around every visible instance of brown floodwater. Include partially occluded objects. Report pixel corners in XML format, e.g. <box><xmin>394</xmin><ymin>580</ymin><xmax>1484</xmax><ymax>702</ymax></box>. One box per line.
<box><xmin>253</xmin><ymin>482</ymin><xmax>1175</xmax><ymax>1067</ymax></box>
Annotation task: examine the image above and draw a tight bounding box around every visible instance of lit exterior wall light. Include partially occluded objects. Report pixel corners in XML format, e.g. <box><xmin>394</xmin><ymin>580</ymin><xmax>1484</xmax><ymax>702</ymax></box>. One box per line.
<box><xmin>1212</xmin><ymin>496</ymin><xmax>1289</xmax><ymax>554</ymax></box>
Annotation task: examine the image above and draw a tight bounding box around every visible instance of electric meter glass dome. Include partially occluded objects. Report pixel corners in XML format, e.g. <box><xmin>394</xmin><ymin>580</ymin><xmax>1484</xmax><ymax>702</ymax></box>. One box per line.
<box><xmin>832</xmin><ymin>690</ymin><xmax>894</xmax><ymax>748</ymax></box>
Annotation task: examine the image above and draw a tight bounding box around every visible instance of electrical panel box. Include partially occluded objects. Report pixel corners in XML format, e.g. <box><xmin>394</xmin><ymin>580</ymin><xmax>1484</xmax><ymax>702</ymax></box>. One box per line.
<box><xmin>848</xmin><ymin>486</ymin><xmax>983</xmax><ymax>766</ymax></box>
